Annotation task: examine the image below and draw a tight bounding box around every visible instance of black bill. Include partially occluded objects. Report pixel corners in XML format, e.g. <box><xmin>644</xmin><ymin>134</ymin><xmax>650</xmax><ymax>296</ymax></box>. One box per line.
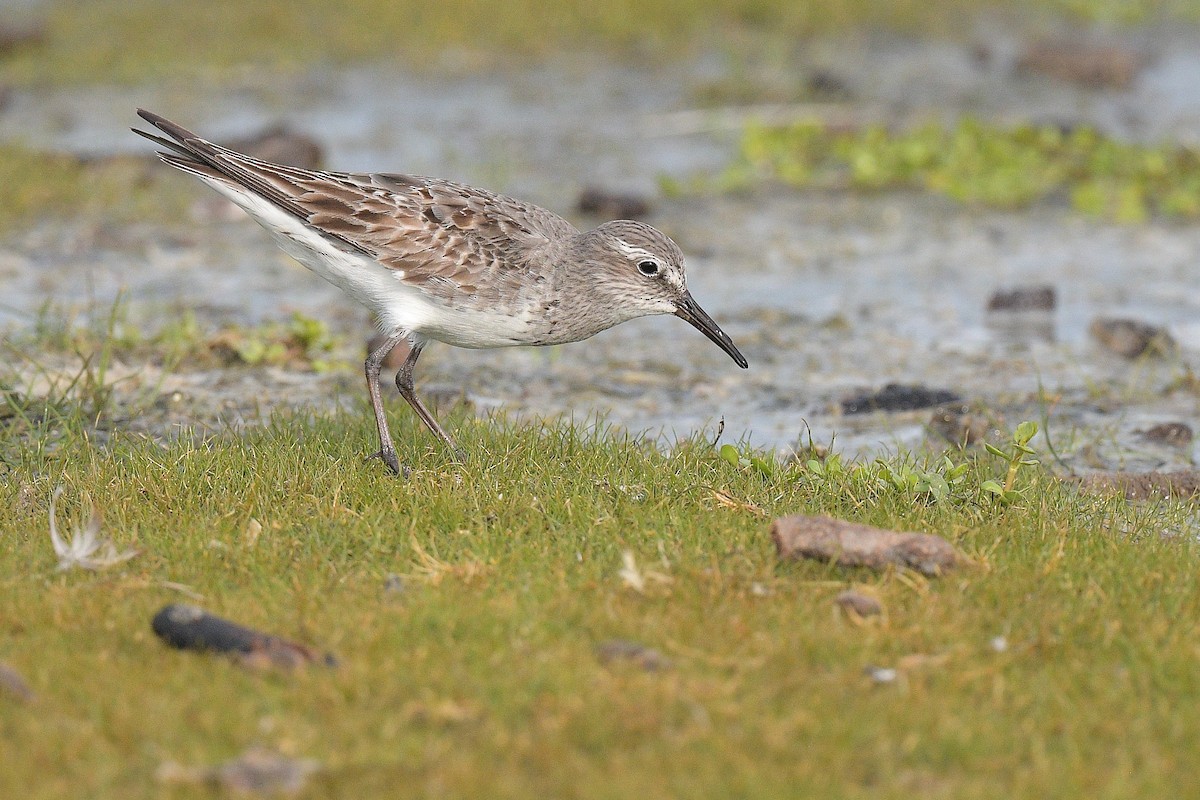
<box><xmin>674</xmin><ymin>292</ymin><xmax>749</xmax><ymax>369</ymax></box>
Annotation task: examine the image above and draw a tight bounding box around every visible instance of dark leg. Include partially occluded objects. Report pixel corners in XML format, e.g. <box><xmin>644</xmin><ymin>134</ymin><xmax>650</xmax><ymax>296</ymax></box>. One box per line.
<box><xmin>364</xmin><ymin>331</ymin><xmax>409</xmax><ymax>475</ymax></box>
<box><xmin>395</xmin><ymin>340</ymin><xmax>463</xmax><ymax>458</ymax></box>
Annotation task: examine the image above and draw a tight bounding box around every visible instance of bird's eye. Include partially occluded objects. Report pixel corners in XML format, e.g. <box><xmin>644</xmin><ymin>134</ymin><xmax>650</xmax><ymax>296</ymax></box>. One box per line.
<box><xmin>637</xmin><ymin>260</ymin><xmax>660</xmax><ymax>276</ymax></box>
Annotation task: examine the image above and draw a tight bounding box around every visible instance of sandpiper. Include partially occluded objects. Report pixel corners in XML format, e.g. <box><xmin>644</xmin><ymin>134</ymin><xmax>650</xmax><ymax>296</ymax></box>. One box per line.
<box><xmin>133</xmin><ymin>109</ymin><xmax>748</xmax><ymax>474</ymax></box>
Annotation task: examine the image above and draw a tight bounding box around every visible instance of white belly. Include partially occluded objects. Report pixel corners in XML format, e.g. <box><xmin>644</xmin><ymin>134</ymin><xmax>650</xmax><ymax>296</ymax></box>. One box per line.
<box><xmin>207</xmin><ymin>179</ymin><xmax>535</xmax><ymax>348</ymax></box>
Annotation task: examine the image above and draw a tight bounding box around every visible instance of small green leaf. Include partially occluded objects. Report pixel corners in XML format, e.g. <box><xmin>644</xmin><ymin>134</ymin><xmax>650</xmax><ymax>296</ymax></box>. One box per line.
<box><xmin>1014</xmin><ymin>421</ymin><xmax>1039</xmax><ymax>445</ymax></box>
<box><xmin>750</xmin><ymin>457</ymin><xmax>775</xmax><ymax>479</ymax></box>
<box><xmin>719</xmin><ymin>444</ymin><xmax>741</xmax><ymax>467</ymax></box>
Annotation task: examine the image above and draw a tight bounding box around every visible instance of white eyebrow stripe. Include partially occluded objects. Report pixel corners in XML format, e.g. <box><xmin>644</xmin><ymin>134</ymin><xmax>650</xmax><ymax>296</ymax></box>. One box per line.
<box><xmin>613</xmin><ymin>239</ymin><xmax>660</xmax><ymax>263</ymax></box>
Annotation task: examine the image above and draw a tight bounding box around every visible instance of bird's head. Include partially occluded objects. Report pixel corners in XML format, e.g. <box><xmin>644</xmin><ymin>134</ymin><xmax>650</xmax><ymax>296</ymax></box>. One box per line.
<box><xmin>579</xmin><ymin>219</ymin><xmax>748</xmax><ymax>368</ymax></box>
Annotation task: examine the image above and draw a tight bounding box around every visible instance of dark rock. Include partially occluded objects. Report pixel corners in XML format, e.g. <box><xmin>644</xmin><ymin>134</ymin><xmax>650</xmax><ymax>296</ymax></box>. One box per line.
<box><xmin>151</xmin><ymin>604</ymin><xmax>337</xmax><ymax>670</ymax></box>
<box><xmin>1089</xmin><ymin>318</ymin><xmax>1175</xmax><ymax>359</ymax></box>
<box><xmin>834</xmin><ymin>590</ymin><xmax>882</xmax><ymax>617</ymax></box>
<box><xmin>1137</xmin><ymin>422</ymin><xmax>1194</xmax><ymax>447</ymax></box>
<box><xmin>1070</xmin><ymin>470</ymin><xmax>1200</xmax><ymax>501</ymax></box>
<box><xmin>1016</xmin><ymin>39</ymin><xmax>1142</xmax><ymax>88</ymax></box>
<box><xmin>225</xmin><ymin>125</ymin><xmax>323</xmax><ymax>169</ymax></box>
<box><xmin>576</xmin><ymin>187</ymin><xmax>651</xmax><ymax>220</ymax></box>
<box><xmin>595</xmin><ymin>639</ymin><xmax>671</xmax><ymax>671</ymax></box>
<box><xmin>986</xmin><ymin>285</ymin><xmax>1056</xmax><ymax>312</ymax></box>
<box><xmin>806</xmin><ymin>70</ymin><xmax>852</xmax><ymax>99</ymax></box>
<box><xmin>841</xmin><ymin>383</ymin><xmax>960</xmax><ymax>415</ymax></box>
<box><xmin>771</xmin><ymin>515</ymin><xmax>964</xmax><ymax>576</ymax></box>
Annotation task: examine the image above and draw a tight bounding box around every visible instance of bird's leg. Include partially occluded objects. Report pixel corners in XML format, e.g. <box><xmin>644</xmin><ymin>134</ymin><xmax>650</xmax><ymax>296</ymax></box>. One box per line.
<box><xmin>364</xmin><ymin>331</ymin><xmax>410</xmax><ymax>476</ymax></box>
<box><xmin>395</xmin><ymin>340</ymin><xmax>464</xmax><ymax>459</ymax></box>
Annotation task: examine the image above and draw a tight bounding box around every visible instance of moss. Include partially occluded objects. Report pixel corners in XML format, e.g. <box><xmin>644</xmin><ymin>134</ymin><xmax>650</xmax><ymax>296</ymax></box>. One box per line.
<box><xmin>725</xmin><ymin>118</ymin><xmax>1200</xmax><ymax>222</ymax></box>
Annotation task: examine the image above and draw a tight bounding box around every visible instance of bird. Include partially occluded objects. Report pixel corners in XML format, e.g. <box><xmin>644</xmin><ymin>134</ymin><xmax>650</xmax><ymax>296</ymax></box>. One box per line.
<box><xmin>132</xmin><ymin>109</ymin><xmax>748</xmax><ymax>474</ymax></box>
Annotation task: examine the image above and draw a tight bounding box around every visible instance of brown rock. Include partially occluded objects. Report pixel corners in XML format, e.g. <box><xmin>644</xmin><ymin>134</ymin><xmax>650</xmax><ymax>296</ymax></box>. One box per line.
<box><xmin>771</xmin><ymin>515</ymin><xmax>963</xmax><ymax>576</ymax></box>
<box><xmin>0</xmin><ymin>663</ymin><xmax>34</xmax><ymax>703</ymax></box>
<box><xmin>928</xmin><ymin>403</ymin><xmax>995</xmax><ymax>447</ymax></box>
<box><xmin>1017</xmin><ymin>39</ymin><xmax>1142</xmax><ymax>89</ymax></box>
<box><xmin>834</xmin><ymin>590</ymin><xmax>882</xmax><ymax>617</ymax></box>
<box><xmin>0</xmin><ymin>20</ymin><xmax>46</xmax><ymax>55</ymax></box>
<box><xmin>1090</xmin><ymin>318</ymin><xmax>1175</xmax><ymax>359</ymax></box>
<box><xmin>577</xmin><ymin>187</ymin><xmax>651</xmax><ymax>220</ymax></box>
<box><xmin>595</xmin><ymin>639</ymin><xmax>671</xmax><ymax>671</ymax></box>
<box><xmin>987</xmin><ymin>285</ymin><xmax>1056</xmax><ymax>312</ymax></box>
<box><xmin>367</xmin><ymin>330</ymin><xmax>412</xmax><ymax>372</ymax></box>
<box><xmin>226</xmin><ymin>125</ymin><xmax>323</xmax><ymax>169</ymax></box>
<box><xmin>157</xmin><ymin>747</ymin><xmax>320</xmax><ymax>793</ymax></box>
<box><xmin>1070</xmin><ymin>470</ymin><xmax>1200</xmax><ymax>501</ymax></box>
<box><xmin>1137</xmin><ymin>422</ymin><xmax>1194</xmax><ymax>447</ymax></box>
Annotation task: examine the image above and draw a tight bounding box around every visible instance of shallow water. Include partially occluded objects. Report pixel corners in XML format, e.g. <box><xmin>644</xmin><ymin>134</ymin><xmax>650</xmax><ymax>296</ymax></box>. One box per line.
<box><xmin>1</xmin><ymin>34</ymin><xmax>1197</xmax><ymax>471</ymax></box>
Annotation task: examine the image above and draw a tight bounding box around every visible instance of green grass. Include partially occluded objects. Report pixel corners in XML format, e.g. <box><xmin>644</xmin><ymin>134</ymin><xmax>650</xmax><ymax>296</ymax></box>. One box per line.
<box><xmin>2</xmin><ymin>379</ymin><xmax>1199</xmax><ymax>797</ymax></box>
<box><xmin>700</xmin><ymin>118</ymin><xmax>1200</xmax><ymax>222</ymax></box>
<box><xmin>4</xmin><ymin>0</ymin><xmax>1199</xmax><ymax>88</ymax></box>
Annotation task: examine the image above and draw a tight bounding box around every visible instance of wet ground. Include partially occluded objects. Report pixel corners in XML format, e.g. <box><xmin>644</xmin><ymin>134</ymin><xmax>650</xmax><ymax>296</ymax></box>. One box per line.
<box><xmin>2</xmin><ymin>29</ymin><xmax>1198</xmax><ymax>472</ymax></box>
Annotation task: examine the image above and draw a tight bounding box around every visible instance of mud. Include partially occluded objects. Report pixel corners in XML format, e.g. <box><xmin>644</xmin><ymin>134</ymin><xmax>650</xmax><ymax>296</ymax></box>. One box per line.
<box><xmin>2</xmin><ymin>30</ymin><xmax>1198</xmax><ymax>475</ymax></box>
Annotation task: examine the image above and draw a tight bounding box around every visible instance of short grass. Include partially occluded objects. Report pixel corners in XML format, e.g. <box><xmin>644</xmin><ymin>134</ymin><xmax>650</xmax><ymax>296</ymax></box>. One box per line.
<box><xmin>2</xmin><ymin>384</ymin><xmax>1199</xmax><ymax>798</ymax></box>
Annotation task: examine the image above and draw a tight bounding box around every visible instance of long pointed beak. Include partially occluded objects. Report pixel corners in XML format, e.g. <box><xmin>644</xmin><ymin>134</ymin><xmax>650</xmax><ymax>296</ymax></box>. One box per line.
<box><xmin>674</xmin><ymin>291</ymin><xmax>749</xmax><ymax>368</ymax></box>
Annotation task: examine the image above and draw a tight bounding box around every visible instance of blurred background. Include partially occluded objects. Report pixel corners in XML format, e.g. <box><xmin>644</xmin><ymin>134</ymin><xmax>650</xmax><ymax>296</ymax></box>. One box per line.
<box><xmin>0</xmin><ymin>0</ymin><xmax>1197</xmax><ymax>470</ymax></box>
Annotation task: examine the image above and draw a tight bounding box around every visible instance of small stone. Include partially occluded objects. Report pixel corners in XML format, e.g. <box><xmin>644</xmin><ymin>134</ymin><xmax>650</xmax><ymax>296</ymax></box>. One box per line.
<box><xmin>366</xmin><ymin>329</ymin><xmax>412</xmax><ymax>373</ymax></box>
<box><xmin>1016</xmin><ymin>38</ymin><xmax>1142</xmax><ymax>88</ymax></box>
<box><xmin>928</xmin><ymin>403</ymin><xmax>994</xmax><ymax>447</ymax></box>
<box><xmin>0</xmin><ymin>20</ymin><xmax>46</xmax><ymax>55</ymax></box>
<box><xmin>242</xmin><ymin>518</ymin><xmax>262</xmax><ymax>547</ymax></box>
<box><xmin>225</xmin><ymin>125</ymin><xmax>323</xmax><ymax>169</ymax></box>
<box><xmin>157</xmin><ymin>747</ymin><xmax>320</xmax><ymax>794</ymax></box>
<box><xmin>1090</xmin><ymin>318</ymin><xmax>1175</xmax><ymax>359</ymax></box>
<box><xmin>834</xmin><ymin>590</ymin><xmax>882</xmax><ymax>617</ymax></box>
<box><xmin>806</xmin><ymin>70</ymin><xmax>852</xmax><ymax>98</ymax></box>
<box><xmin>595</xmin><ymin>639</ymin><xmax>671</xmax><ymax>671</ymax></box>
<box><xmin>576</xmin><ymin>187</ymin><xmax>651</xmax><ymax>220</ymax></box>
<box><xmin>383</xmin><ymin>573</ymin><xmax>405</xmax><ymax>594</ymax></box>
<box><xmin>841</xmin><ymin>383</ymin><xmax>960</xmax><ymax>415</ymax></box>
<box><xmin>0</xmin><ymin>663</ymin><xmax>34</xmax><ymax>703</ymax></box>
<box><xmin>989</xmin><ymin>636</ymin><xmax>1009</xmax><ymax>653</ymax></box>
<box><xmin>771</xmin><ymin>515</ymin><xmax>964</xmax><ymax>576</ymax></box>
<box><xmin>865</xmin><ymin>665</ymin><xmax>897</xmax><ymax>684</ymax></box>
<box><xmin>986</xmin><ymin>285</ymin><xmax>1056</xmax><ymax>312</ymax></box>
<box><xmin>1069</xmin><ymin>470</ymin><xmax>1200</xmax><ymax>501</ymax></box>
<box><xmin>1137</xmin><ymin>422</ymin><xmax>1193</xmax><ymax>447</ymax></box>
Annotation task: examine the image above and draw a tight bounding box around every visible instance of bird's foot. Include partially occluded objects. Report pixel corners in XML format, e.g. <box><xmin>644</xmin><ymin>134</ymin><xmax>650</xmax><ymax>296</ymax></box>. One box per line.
<box><xmin>365</xmin><ymin>448</ymin><xmax>411</xmax><ymax>478</ymax></box>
